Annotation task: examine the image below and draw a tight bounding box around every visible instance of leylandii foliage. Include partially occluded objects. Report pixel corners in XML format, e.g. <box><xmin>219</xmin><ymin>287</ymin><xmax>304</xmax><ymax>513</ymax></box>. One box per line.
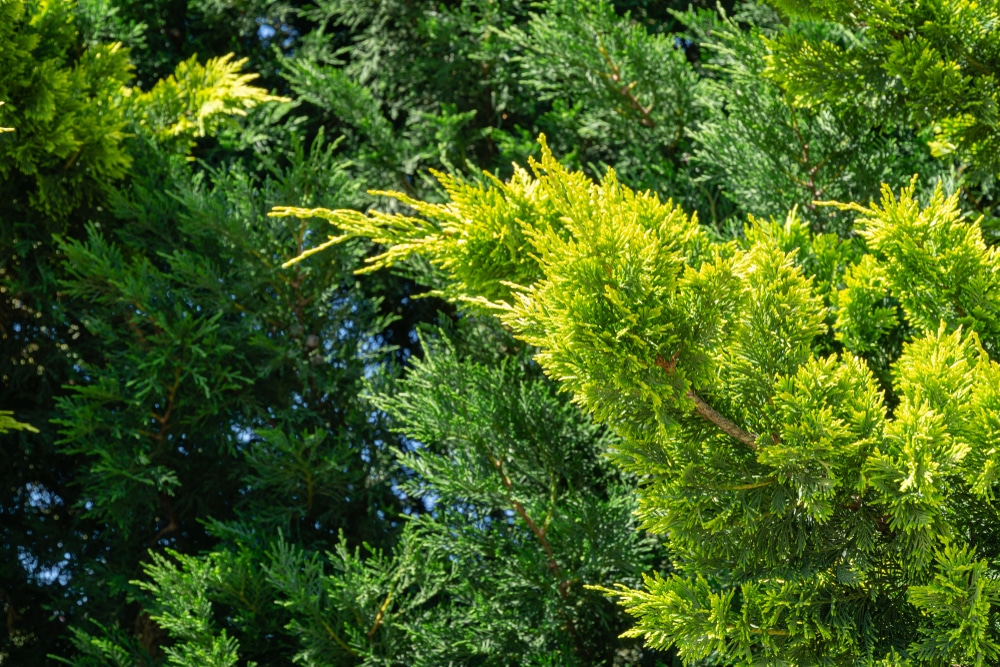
<box><xmin>764</xmin><ymin>0</ymin><xmax>1000</xmax><ymax>180</ymax></box>
<box><xmin>274</xmin><ymin>138</ymin><xmax>1000</xmax><ymax>664</ymax></box>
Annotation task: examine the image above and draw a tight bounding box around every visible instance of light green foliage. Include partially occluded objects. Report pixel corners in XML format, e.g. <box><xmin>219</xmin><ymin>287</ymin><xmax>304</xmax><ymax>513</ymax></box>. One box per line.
<box><xmin>127</xmin><ymin>53</ymin><xmax>289</xmax><ymax>151</ymax></box>
<box><xmin>0</xmin><ymin>0</ymin><xmax>133</xmax><ymax>218</ymax></box>
<box><xmin>764</xmin><ymin>0</ymin><xmax>1000</xmax><ymax>182</ymax></box>
<box><xmin>65</xmin><ymin>551</ymin><xmax>241</xmax><ymax>667</ymax></box>
<box><xmin>284</xmin><ymin>139</ymin><xmax>1000</xmax><ymax>664</ymax></box>
<box><xmin>273</xmin><ymin>136</ymin><xmax>708</xmax><ymax>312</ymax></box>
<box><xmin>137</xmin><ymin>552</ymin><xmax>241</xmax><ymax>667</ymax></box>
<box><xmin>0</xmin><ymin>0</ymin><xmax>286</xmax><ymax>221</ymax></box>
<box><xmin>0</xmin><ymin>409</ymin><xmax>37</xmax><ymax>433</ymax></box>
<box><xmin>830</xmin><ymin>182</ymin><xmax>1000</xmax><ymax>354</ymax></box>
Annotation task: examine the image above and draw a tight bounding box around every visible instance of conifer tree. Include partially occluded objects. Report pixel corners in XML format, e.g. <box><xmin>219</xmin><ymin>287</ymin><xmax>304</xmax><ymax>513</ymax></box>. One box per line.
<box><xmin>275</xmin><ymin>133</ymin><xmax>1000</xmax><ymax>664</ymax></box>
<box><xmin>2</xmin><ymin>2</ymin><xmax>289</xmax><ymax>661</ymax></box>
<box><xmin>13</xmin><ymin>0</ymin><xmax>1000</xmax><ymax>664</ymax></box>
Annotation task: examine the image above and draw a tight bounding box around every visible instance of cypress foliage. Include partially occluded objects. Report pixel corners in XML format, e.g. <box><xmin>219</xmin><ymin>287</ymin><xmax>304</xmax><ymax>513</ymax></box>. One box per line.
<box><xmin>1</xmin><ymin>3</ymin><xmax>295</xmax><ymax>662</ymax></box>
<box><xmin>9</xmin><ymin>0</ymin><xmax>1000</xmax><ymax>665</ymax></box>
<box><xmin>277</xmin><ymin>128</ymin><xmax>1000</xmax><ymax>663</ymax></box>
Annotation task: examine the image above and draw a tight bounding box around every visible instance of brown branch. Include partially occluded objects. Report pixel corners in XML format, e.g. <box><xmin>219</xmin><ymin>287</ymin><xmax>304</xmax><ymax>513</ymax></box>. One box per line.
<box><xmin>654</xmin><ymin>349</ymin><xmax>681</xmax><ymax>374</ymax></box>
<box><xmin>654</xmin><ymin>354</ymin><xmax>758</xmax><ymax>449</ymax></box>
<box><xmin>126</xmin><ymin>317</ymin><xmax>150</xmax><ymax>348</ymax></box>
<box><xmin>296</xmin><ymin>218</ymin><xmax>308</xmax><ymax>256</ymax></box>
<box><xmin>749</xmin><ymin>626</ymin><xmax>790</xmax><ymax>636</ymax></box>
<box><xmin>150</xmin><ymin>367</ymin><xmax>182</xmax><ymax>432</ymax></box>
<box><xmin>597</xmin><ymin>43</ymin><xmax>656</xmax><ymax>128</ymax></box>
<box><xmin>486</xmin><ymin>451</ymin><xmax>579</xmax><ymax>644</ymax></box>
<box><xmin>541</xmin><ymin>473</ymin><xmax>558</xmax><ymax>537</ymax></box>
<box><xmin>715</xmin><ymin>478</ymin><xmax>776</xmax><ymax>491</ymax></box>
<box><xmin>2</xmin><ymin>588</ymin><xmax>22</xmax><ymax>637</ymax></box>
<box><xmin>321</xmin><ymin>618</ymin><xmax>358</xmax><ymax>656</ymax></box>
<box><xmin>63</xmin><ymin>147</ymin><xmax>83</xmax><ymax>171</ymax></box>
<box><xmin>148</xmin><ymin>514</ymin><xmax>178</xmax><ymax>547</ymax></box>
<box><xmin>788</xmin><ymin>107</ymin><xmax>822</xmax><ymax>211</ymax></box>
<box><xmin>487</xmin><ymin>453</ymin><xmax>562</xmax><ymax>580</ymax></box>
<box><xmin>687</xmin><ymin>390</ymin><xmax>758</xmax><ymax>450</ymax></box>
<box><xmin>305</xmin><ymin>467</ymin><xmax>315</xmax><ymax>517</ymax></box>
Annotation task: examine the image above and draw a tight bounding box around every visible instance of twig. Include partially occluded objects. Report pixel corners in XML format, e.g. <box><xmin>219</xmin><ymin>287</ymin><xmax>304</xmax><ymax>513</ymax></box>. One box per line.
<box><xmin>597</xmin><ymin>43</ymin><xmax>656</xmax><ymax>128</ymax></box>
<box><xmin>487</xmin><ymin>452</ymin><xmax>563</xmax><ymax>579</ymax></box>
<box><xmin>541</xmin><ymin>473</ymin><xmax>557</xmax><ymax>537</ymax></box>
<box><xmin>485</xmin><ymin>448</ymin><xmax>579</xmax><ymax>643</ymax></box>
<box><xmin>686</xmin><ymin>390</ymin><xmax>758</xmax><ymax>450</ymax></box>
<box><xmin>367</xmin><ymin>588</ymin><xmax>394</xmax><ymax>640</ymax></box>
<box><xmin>321</xmin><ymin>618</ymin><xmax>358</xmax><ymax>656</ymax></box>
<box><xmin>654</xmin><ymin>354</ymin><xmax>757</xmax><ymax>449</ymax></box>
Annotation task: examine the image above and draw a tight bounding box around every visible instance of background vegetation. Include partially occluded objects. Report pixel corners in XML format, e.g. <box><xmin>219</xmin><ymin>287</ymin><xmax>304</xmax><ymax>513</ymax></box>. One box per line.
<box><xmin>3</xmin><ymin>0</ymin><xmax>998</xmax><ymax>665</ymax></box>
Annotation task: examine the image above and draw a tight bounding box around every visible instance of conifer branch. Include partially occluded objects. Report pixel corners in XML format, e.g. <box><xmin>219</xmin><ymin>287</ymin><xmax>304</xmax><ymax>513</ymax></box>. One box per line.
<box><xmin>541</xmin><ymin>473</ymin><xmax>558</xmax><ymax>537</ymax></box>
<box><xmin>485</xmin><ymin>452</ymin><xmax>579</xmax><ymax>644</ymax></box>
<box><xmin>686</xmin><ymin>390</ymin><xmax>758</xmax><ymax>450</ymax></box>
<box><xmin>150</xmin><ymin>368</ymin><xmax>183</xmax><ymax>431</ymax></box>
<box><xmin>486</xmin><ymin>452</ymin><xmax>563</xmax><ymax>579</ymax></box>
<box><xmin>367</xmin><ymin>587</ymin><xmax>394</xmax><ymax>640</ymax></box>
<box><xmin>321</xmin><ymin>618</ymin><xmax>358</xmax><ymax>656</ymax></box>
<box><xmin>717</xmin><ymin>478</ymin><xmax>775</xmax><ymax>491</ymax></box>
<box><xmin>655</xmin><ymin>354</ymin><xmax>758</xmax><ymax>449</ymax></box>
<box><xmin>597</xmin><ymin>43</ymin><xmax>656</xmax><ymax>128</ymax></box>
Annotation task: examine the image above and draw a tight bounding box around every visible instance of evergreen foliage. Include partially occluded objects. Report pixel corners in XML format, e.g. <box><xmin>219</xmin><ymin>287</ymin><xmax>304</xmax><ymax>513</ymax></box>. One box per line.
<box><xmin>766</xmin><ymin>0</ymin><xmax>1000</xmax><ymax>176</ymax></box>
<box><xmin>1</xmin><ymin>3</ymin><xmax>298</xmax><ymax>662</ymax></box>
<box><xmin>8</xmin><ymin>0</ymin><xmax>1000</xmax><ymax>665</ymax></box>
<box><xmin>60</xmin><ymin>319</ymin><xmax>666</xmax><ymax>666</ymax></box>
<box><xmin>47</xmin><ymin>134</ymin><xmax>414</xmax><ymax>665</ymax></box>
<box><xmin>0</xmin><ymin>410</ymin><xmax>37</xmax><ymax>434</ymax></box>
<box><xmin>281</xmin><ymin>134</ymin><xmax>1000</xmax><ymax>663</ymax></box>
<box><xmin>682</xmin><ymin>9</ymin><xmax>942</xmax><ymax>234</ymax></box>
<box><xmin>762</xmin><ymin>0</ymin><xmax>1000</xmax><ymax>233</ymax></box>
<box><xmin>0</xmin><ymin>0</ymin><xmax>133</xmax><ymax>220</ymax></box>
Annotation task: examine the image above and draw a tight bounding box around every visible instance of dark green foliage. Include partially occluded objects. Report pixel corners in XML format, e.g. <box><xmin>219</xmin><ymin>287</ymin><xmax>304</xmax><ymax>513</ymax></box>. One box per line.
<box><xmin>49</xmin><ymin>127</ymin><xmax>413</xmax><ymax>655</ymax></box>
<box><xmin>505</xmin><ymin>0</ymin><xmax>703</xmax><ymax>194</ymax></box>
<box><xmin>1</xmin><ymin>5</ymin><xmax>299</xmax><ymax>659</ymax></box>
<box><xmin>61</xmin><ymin>322</ymin><xmax>666</xmax><ymax>666</ymax></box>
<box><xmin>683</xmin><ymin>8</ymin><xmax>944</xmax><ymax>234</ymax></box>
<box><xmin>373</xmin><ymin>328</ymin><xmax>657</xmax><ymax>663</ymax></box>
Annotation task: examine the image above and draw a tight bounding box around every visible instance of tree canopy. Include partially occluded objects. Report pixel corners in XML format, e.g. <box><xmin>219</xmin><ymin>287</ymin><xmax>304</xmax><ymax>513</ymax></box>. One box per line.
<box><xmin>5</xmin><ymin>0</ymin><xmax>1000</xmax><ymax>666</ymax></box>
